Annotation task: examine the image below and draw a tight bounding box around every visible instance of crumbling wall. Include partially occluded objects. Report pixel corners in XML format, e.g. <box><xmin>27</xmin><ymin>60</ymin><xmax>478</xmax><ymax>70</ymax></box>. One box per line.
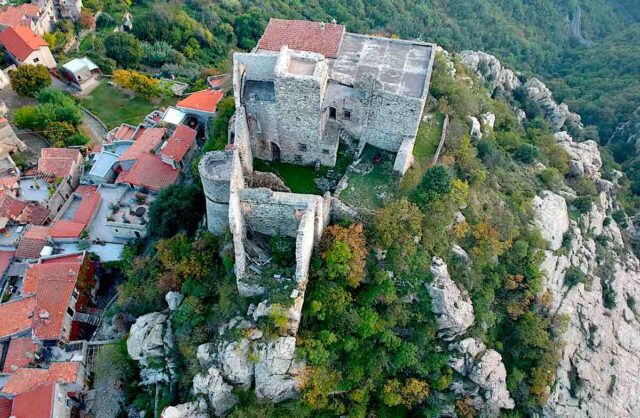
<box><xmin>235</xmin><ymin>52</ymin><xmax>278</xmax><ymax>83</ymax></box>
<box><xmin>244</xmin><ymin>99</ymin><xmax>278</xmax><ymax>161</ymax></box>
<box><xmin>294</xmin><ymin>208</ymin><xmax>316</xmax><ymax>284</ymax></box>
<box><xmin>231</xmin><ymin>107</ymin><xmax>253</xmax><ymax>174</ymax></box>
<box><xmin>393</xmin><ymin>136</ymin><xmax>416</xmax><ymax>175</ymax></box>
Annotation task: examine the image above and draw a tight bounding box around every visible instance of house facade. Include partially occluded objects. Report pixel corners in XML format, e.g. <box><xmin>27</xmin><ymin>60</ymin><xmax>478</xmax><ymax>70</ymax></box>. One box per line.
<box><xmin>0</xmin><ymin>26</ymin><xmax>56</xmax><ymax>68</ymax></box>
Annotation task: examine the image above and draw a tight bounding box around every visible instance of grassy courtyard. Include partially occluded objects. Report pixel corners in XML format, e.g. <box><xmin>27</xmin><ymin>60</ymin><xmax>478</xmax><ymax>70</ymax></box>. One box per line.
<box><xmin>80</xmin><ymin>80</ymin><xmax>176</xmax><ymax>129</ymax></box>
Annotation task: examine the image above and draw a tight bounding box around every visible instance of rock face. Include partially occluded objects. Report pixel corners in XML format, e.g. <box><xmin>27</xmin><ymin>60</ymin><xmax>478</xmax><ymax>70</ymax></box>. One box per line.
<box><xmin>532</xmin><ymin>191</ymin><xmax>570</xmax><ymax>251</ymax></box>
<box><xmin>523</xmin><ymin>79</ymin><xmax>582</xmax><ymax>130</ymax></box>
<box><xmin>254</xmin><ymin>337</ymin><xmax>301</xmax><ymax>402</ymax></box>
<box><xmin>449</xmin><ymin>338</ymin><xmax>515</xmax><ymax>414</ymax></box>
<box><xmin>555</xmin><ymin>131</ymin><xmax>602</xmax><ymax>179</ymax></box>
<box><xmin>165</xmin><ymin>291</ymin><xmax>184</xmax><ymax>311</ymax></box>
<box><xmin>609</xmin><ymin>106</ymin><xmax>640</xmax><ymax>150</ymax></box>
<box><xmin>468</xmin><ymin>116</ymin><xmax>483</xmax><ymax>141</ymax></box>
<box><xmin>127</xmin><ymin>312</ymin><xmax>176</xmax><ymax>385</ymax></box>
<box><xmin>161</xmin><ymin>400</ymin><xmax>208</xmax><ymax>418</ymax></box>
<box><xmin>532</xmin><ymin>140</ymin><xmax>640</xmax><ymax>416</ymax></box>
<box><xmin>192</xmin><ymin>367</ymin><xmax>238</xmax><ymax>416</ymax></box>
<box><xmin>428</xmin><ymin>257</ymin><xmax>475</xmax><ymax>340</ymax></box>
<box><xmin>459</xmin><ymin>50</ymin><xmax>521</xmax><ymax>92</ymax></box>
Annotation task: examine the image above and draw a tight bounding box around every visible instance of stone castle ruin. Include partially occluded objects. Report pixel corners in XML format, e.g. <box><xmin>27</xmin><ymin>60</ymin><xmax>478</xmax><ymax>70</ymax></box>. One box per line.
<box><xmin>230</xmin><ymin>18</ymin><xmax>435</xmax><ymax>176</ymax></box>
<box><xmin>190</xmin><ymin>19</ymin><xmax>436</xmax><ymax>414</ymax></box>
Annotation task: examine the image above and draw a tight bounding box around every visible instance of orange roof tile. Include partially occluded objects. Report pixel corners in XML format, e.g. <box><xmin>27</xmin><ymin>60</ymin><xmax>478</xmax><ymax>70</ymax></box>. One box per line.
<box><xmin>0</xmin><ymin>4</ymin><xmax>41</xmax><ymax>29</ymax></box>
<box><xmin>72</xmin><ymin>191</ymin><xmax>100</xmax><ymax>226</ymax></box>
<box><xmin>0</xmin><ymin>397</ymin><xmax>11</xmax><ymax>418</ymax></box>
<box><xmin>49</xmin><ymin>220</ymin><xmax>84</xmax><ymax>239</ymax></box>
<box><xmin>0</xmin><ymin>175</ymin><xmax>19</xmax><ymax>189</ymax></box>
<box><xmin>0</xmin><ymin>193</ymin><xmax>26</xmax><ymax>220</ymax></box>
<box><xmin>38</xmin><ymin>148</ymin><xmax>81</xmax><ymax>178</ymax></box>
<box><xmin>162</xmin><ymin>125</ymin><xmax>197</xmax><ymax>162</ymax></box>
<box><xmin>0</xmin><ymin>26</ymin><xmax>47</xmax><ymax>61</ymax></box>
<box><xmin>18</xmin><ymin>202</ymin><xmax>49</xmax><ymax>225</ymax></box>
<box><xmin>0</xmin><ymin>250</ymin><xmax>14</xmax><ymax>275</ymax></box>
<box><xmin>118</xmin><ymin>154</ymin><xmax>179</xmax><ymax>191</ymax></box>
<box><xmin>3</xmin><ymin>336</ymin><xmax>36</xmax><ymax>373</ymax></box>
<box><xmin>2</xmin><ymin>361</ymin><xmax>80</xmax><ymax>395</ymax></box>
<box><xmin>74</xmin><ymin>185</ymin><xmax>98</xmax><ymax>195</ymax></box>
<box><xmin>16</xmin><ymin>226</ymin><xmax>49</xmax><ymax>259</ymax></box>
<box><xmin>115</xmin><ymin>124</ymin><xmax>136</xmax><ymax>141</ymax></box>
<box><xmin>0</xmin><ymin>296</ymin><xmax>36</xmax><ymax>339</ymax></box>
<box><xmin>257</xmin><ymin>18</ymin><xmax>345</xmax><ymax>58</ymax></box>
<box><xmin>119</xmin><ymin>127</ymin><xmax>165</xmax><ymax>162</ymax></box>
<box><xmin>176</xmin><ymin>89</ymin><xmax>223</xmax><ymax>114</ymax></box>
<box><xmin>11</xmin><ymin>382</ymin><xmax>55</xmax><ymax>418</ymax></box>
<box><xmin>23</xmin><ymin>261</ymin><xmax>81</xmax><ymax>340</ymax></box>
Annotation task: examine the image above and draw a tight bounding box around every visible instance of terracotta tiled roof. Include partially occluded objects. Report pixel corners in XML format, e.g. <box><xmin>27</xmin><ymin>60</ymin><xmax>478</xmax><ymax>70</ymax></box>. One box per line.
<box><xmin>257</xmin><ymin>18</ymin><xmax>345</xmax><ymax>58</ymax></box>
<box><xmin>41</xmin><ymin>253</ymin><xmax>84</xmax><ymax>265</ymax></box>
<box><xmin>49</xmin><ymin>220</ymin><xmax>84</xmax><ymax>239</ymax></box>
<box><xmin>119</xmin><ymin>127</ymin><xmax>165</xmax><ymax>162</ymax></box>
<box><xmin>0</xmin><ymin>296</ymin><xmax>36</xmax><ymax>339</ymax></box>
<box><xmin>0</xmin><ymin>249</ymin><xmax>14</xmax><ymax>275</ymax></box>
<box><xmin>23</xmin><ymin>261</ymin><xmax>81</xmax><ymax>340</ymax></box>
<box><xmin>3</xmin><ymin>336</ymin><xmax>36</xmax><ymax>372</ymax></box>
<box><xmin>118</xmin><ymin>153</ymin><xmax>179</xmax><ymax>191</ymax></box>
<box><xmin>0</xmin><ymin>193</ymin><xmax>26</xmax><ymax>220</ymax></box>
<box><xmin>161</xmin><ymin>125</ymin><xmax>197</xmax><ymax>162</ymax></box>
<box><xmin>0</xmin><ymin>26</ymin><xmax>47</xmax><ymax>61</ymax></box>
<box><xmin>2</xmin><ymin>361</ymin><xmax>81</xmax><ymax>395</ymax></box>
<box><xmin>0</xmin><ymin>397</ymin><xmax>11</xmax><ymax>418</ymax></box>
<box><xmin>0</xmin><ymin>175</ymin><xmax>19</xmax><ymax>189</ymax></box>
<box><xmin>16</xmin><ymin>226</ymin><xmax>49</xmax><ymax>259</ymax></box>
<box><xmin>18</xmin><ymin>202</ymin><xmax>49</xmax><ymax>225</ymax></box>
<box><xmin>0</xmin><ymin>4</ymin><xmax>41</xmax><ymax>29</ymax></box>
<box><xmin>10</xmin><ymin>382</ymin><xmax>55</xmax><ymax>418</ymax></box>
<box><xmin>72</xmin><ymin>191</ymin><xmax>100</xmax><ymax>225</ymax></box>
<box><xmin>38</xmin><ymin>148</ymin><xmax>81</xmax><ymax>178</ymax></box>
<box><xmin>176</xmin><ymin>89</ymin><xmax>223</xmax><ymax>114</ymax></box>
<box><xmin>115</xmin><ymin>124</ymin><xmax>136</xmax><ymax>141</ymax></box>
<box><xmin>74</xmin><ymin>185</ymin><xmax>97</xmax><ymax>195</ymax></box>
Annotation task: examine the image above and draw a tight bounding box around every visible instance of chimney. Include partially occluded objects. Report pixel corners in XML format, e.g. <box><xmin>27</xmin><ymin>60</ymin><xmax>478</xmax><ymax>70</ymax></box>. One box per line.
<box><xmin>331</xmin><ymin>18</ymin><xmax>337</xmax><ymax>25</ymax></box>
<box><xmin>319</xmin><ymin>21</ymin><xmax>325</xmax><ymax>31</ymax></box>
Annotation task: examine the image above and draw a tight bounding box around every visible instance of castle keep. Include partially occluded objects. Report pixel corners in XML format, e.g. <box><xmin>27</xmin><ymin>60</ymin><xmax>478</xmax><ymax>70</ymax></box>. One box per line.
<box><xmin>230</xmin><ymin>18</ymin><xmax>435</xmax><ymax>175</ymax></box>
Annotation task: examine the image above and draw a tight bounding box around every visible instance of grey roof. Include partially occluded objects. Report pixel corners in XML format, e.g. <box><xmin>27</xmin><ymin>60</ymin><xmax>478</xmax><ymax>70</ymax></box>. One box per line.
<box><xmin>332</xmin><ymin>33</ymin><xmax>434</xmax><ymax>98</ymax></box>
<box><xmin>62</xmin><ymin>57</ymin><xmax>99</xmax><ymax>75</ymax></box>
<box><xmin>89</xmin><ymin>151</ymin><xmax>119</xmax><ymax>178</ymax></box>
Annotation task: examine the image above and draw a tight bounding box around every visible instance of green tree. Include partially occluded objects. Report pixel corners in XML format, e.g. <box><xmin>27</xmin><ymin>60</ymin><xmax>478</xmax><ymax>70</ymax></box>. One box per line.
<box><xmin>234</xmin><ymin>8</ymin><xmax>267</xmax><ymax>50</ymax></box>
<box><xmin>9</xmin><ymin>65</ymin><xmax>51</xmax><ymax>97</ymax></box>
<box><xmin>104</xmin><ymin>32</ymin><xmax>143</xmax><ymax>68</ymax></box>
<box><xmin>147</xmin><ymin>184</ymin><xmax>205</xmax><ymax>239</ymax></box>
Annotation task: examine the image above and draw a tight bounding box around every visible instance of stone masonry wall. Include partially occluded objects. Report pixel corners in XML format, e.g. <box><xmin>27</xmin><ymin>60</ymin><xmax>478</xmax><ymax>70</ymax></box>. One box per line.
<box><xmin>360</xmin><ymin>90</ymin><xmax>425</xmax><ymax>153</ymax></box>
<box><xmin>393</xmin><ymin>136</ymin><xmax>416</xmax><ymax>175</ymax></box>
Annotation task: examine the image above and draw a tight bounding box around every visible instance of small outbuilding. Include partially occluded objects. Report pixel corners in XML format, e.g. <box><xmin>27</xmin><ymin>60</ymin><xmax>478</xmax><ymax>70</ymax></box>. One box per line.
<box><xmin>60</xmin><ymin>57</ymin><xmax>101</xmax><ymax>89</ymax></box>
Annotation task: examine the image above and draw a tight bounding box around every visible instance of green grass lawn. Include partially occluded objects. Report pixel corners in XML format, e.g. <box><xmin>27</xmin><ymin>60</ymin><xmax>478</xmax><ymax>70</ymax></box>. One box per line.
<box><xmin>80</xmin><ymin>80</ymin><xmax>177</xmax><ymax>129</ymax></box>
<box><xmin>254</xmin><ymin>159</ymin><xmax>321</xmax><ymax>195</ymax></box>
<box><xmin>400</xmin><ymin>113</ymin><xmax>445</xmax><ymax>192</ymax></box>
<box><xmin>339</xmin><ymin>146</ymin><xmax>399</xmax><ymax>210</ymax></box>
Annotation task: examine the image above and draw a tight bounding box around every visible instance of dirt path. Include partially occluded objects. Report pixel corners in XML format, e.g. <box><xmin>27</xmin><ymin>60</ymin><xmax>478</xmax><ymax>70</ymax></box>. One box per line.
<box><xmin>571</xmin><ymin>6</ymin><xmax>595</xmax><ymax>46</ymax></box>
<box><xmin>81</xmin><ymin>108</ymin><xmax>108</xmax><ymax>148</ymax></box>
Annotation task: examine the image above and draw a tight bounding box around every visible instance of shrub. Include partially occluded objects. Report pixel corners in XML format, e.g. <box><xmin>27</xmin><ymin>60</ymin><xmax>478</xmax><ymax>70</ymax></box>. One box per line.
<box><xmin>539</xmin><ymin>168</ymin><xmax>563</xmax><ymax>190</ymax></box>
<box><xmin>9</xmin><ymin>65</ymin><xmax>51</xmax><ymax>97</ymax></box>
<box><xmin>515</xmin><ymin>143</ymin><xmax>539</xmax><ymax>163</ymax></box>
<box><xmin>112</xmin><ymin>69</ymin><xmax>171</xmax><ymax>98</ymax></box>
<box><xmin>104</xmin><ymin>32</ymin><xmax>143</xmax><ymax>68</ymax></box>
<box><xmin>573</xmin><ymin>196</ymin><xmax>593</xmax><ymax>214</ymax></box>
<box><xmin>416</xmin><ymin>164</ymin><xmax>452</xmax><ymax>205</ymax></box>
<box><xmin>564</xmin><ymin>266</ymin><xmax>587</xmax><ymax>288</ymax></box>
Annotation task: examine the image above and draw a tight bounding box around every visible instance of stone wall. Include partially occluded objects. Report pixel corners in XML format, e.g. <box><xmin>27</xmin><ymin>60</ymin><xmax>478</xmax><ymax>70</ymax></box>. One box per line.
<box><xmin>230</xmin><ymin>107</ymin><xmax>253</xmax><ymax>174</ymax></box>
<box><xmin>393</xmin><ymin>136</ymin><xmax>416</xmax><ymax>175</ymax></box>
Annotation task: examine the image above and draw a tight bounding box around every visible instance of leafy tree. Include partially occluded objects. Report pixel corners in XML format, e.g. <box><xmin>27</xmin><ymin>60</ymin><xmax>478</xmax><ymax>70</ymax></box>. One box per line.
<box><xmin>112</xmin><ymin>69</ymin><xmax>171</xmax><ymax>97</ymax></box>
<box><xmin>9</xmin><ymin>65</ymin><xmax>51</xmax><ymax>97</ymax></box>
<box><xmin>104</xmin><ymin>32</ymin><xmax>143</xmax><ymax>68</ymax></box>
<box><xmin>515</xmin><ymin>143</ymin><xmax>539</xmax><ymax>164</ymax></box>
<box><xmin>234</xmin><ymin>8</ymin><xmax>267</xmax><ymax>50</ymax></box>
<box><xmin>204</xmin><ymin>96</ymin><xmax>235</xmax><ymax>151</ymax></box>
<box><xmin>147</xmin><ymin>184</ymin><xmax>205</xmax><ymax>239</ymax></box>
<box><xmin>416</xmin><ymin>164</ymin><xmax>452</xmax><ymax>205</ymax></box>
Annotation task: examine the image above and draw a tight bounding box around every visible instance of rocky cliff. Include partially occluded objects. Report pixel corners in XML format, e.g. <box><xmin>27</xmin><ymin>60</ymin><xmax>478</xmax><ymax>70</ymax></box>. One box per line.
<box><xmin>460</xmin><ymin>50</ymin><xmax>640</xmax><ymax>417</ymax></box>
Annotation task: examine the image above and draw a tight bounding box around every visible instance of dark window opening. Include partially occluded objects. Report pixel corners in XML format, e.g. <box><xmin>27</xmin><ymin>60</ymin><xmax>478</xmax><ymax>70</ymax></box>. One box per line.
<box><xmin>322</xmin><ymin>149</ymin><xmax>330</xmax><ymax>155</ymax></box>
<box><xmin>230</xmin><ymin>132</ymin><xmax>235</xmax><ymax>144</ymax></box>
<box><xmin>343</xmin><ymin>110</ymin><xmax>351</xmax><ymax>120</ymax></box>
<box><xmin>66</xmin><ymin>307</ymin><xmax>74</xmax><ymax>317</ymax></box>
<box><xmin>298</xmin><ymin>143</ymin><xmax>307</xmax><ymax>152</ymax></box>
<box><xmin>294</xmin><ymin>154</ymin><xmax>302</xmax><ymax>163</ymax></box>
<box><xmin>329</xmin><ymin>107</ymin><xmax>336</xmax><ymax>120</ymax></box>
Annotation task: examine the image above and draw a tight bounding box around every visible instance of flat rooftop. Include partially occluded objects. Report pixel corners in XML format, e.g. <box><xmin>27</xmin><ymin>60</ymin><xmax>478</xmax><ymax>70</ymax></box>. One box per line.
<box><xmin>332</xmin><ymin>33</ymin><xmax>433</xmax><ymax>98</ymax></box>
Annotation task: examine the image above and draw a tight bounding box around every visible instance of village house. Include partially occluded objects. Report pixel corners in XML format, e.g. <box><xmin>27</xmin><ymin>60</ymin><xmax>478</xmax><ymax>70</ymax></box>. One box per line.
<box><xmin>37</xmin><ymin>148</ymin><xmax>83</xmax><ymax>216</ymax></box>
<box><xmin>160</xmin><ymin>124</ymin><xmax>198</xmax><ymax>170</ymax></box>
<box><xmin>230</xmin><ymin>18</ymin><xmax>435</xmax><ymax>175</ymax></box>
<box><xmin>0</xmin><ymin>26</ymin><xmax>56</xmax><ymax>68</ymax></box>
<box><xmin>0</xmin><ymin>3</ymin><xmax>56</xmax><ymax>35</ymax></box>
<box><xmin>60</xmin><ymin>56</ymin><xmax>101</xmax><ymax>91</ymax></box>
<box><xmin>176</xmin><ymin>88</ymin><xmax>223</xmax><ymax>127</ymax></box>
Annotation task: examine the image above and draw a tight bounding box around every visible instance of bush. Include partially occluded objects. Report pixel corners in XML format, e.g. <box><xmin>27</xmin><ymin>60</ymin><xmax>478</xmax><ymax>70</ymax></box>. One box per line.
<box><xmin>564</xmin><ymin>266</ymin><xmax>587</xmax><ymax>288</ymax></box>
<box><xmin>104</xmin><ymin>32</ymin><xmax>143</xmax><ymax>68</ymax></box>
<box><xmin>112</xmin><ymin>69</ymin><xmax>171</xmax><ymax>98</ymax></box>
<box><xmin>515</xmin><ymin>143</ymin><xmax>539</xmax><ymax>163</ymax></box>
<box><xmin>9</xmin><ymin>65</ymin><xmax>51</xmax><ymax>97</ymax></box>
<box><xmin>147</xmin><ymin>184</ymin><xmax>205</xmax><ymax>239</ymax></box>
<box><xmin>538</xmin><ymin>168</ymin><xmax>563</xmax><ymax>190</ymax></box>
<box><xmin>416</xmin><ymin>164</ymin><xmax>452</xmax><ymax>205</ymax></box>
<box><xmin>573</xmin><ymin>196</ymin><xmax>593</xmax><ymax>214</ymax></box>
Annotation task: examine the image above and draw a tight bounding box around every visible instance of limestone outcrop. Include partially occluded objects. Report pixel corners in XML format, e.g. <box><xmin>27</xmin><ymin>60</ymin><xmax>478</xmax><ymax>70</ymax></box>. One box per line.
<box><xmin>459</xmin><ymin>50</ymin><xmax>521</xmax><ymax>92</ymax></box>
<box><xmin>555</xmin><ymin>131</ymin><xmax>602</xmax><ymax>179</ymax></box>
<box><xmin>192</xmin><ymin>367</ymin><xmax>238</xmax><ymax>416</ymax></box>
<box><xmin>161</xmin><ymin>400</ymin><xmax>208</xmax><ymax>418</ymax></box>
<box><xmin>532</xmin><ymin>191</ymin><xmax>570</xmax><ymax>251</ymax></box>
<box><xmin>126</xmin><ymin>312</ymin><xmax>176</xmax><ymax>385</ymax></box>
<box><xmin>449</xmin><ymin>338</ymin><xmax>515</xmax><ymax>414</ymax></box>
<box><xmin>428</xmin><ymin>257</ymin><xmax>475</xmax><ymax>340</ymax></box>
<box><xmin>522</xmin><ymin>79</ymin><xmax>583</xmax><ymax>130</ymax></box>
